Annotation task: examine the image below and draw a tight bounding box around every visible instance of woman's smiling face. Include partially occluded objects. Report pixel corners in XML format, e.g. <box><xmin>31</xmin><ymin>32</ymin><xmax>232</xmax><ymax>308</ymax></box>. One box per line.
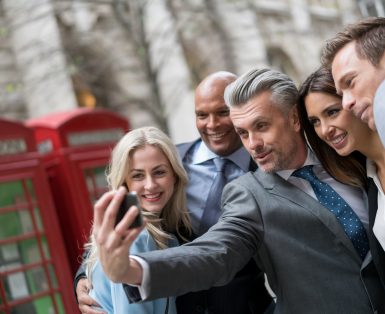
<box><xmin>125</xmin><ymin>144</ymin><xmax>176</xmax><ymax>213</ymax></box>
<box><xmin>305</xmin><ymin>92</ymin><xmax>372</xmax><ymax>156</ymax></box>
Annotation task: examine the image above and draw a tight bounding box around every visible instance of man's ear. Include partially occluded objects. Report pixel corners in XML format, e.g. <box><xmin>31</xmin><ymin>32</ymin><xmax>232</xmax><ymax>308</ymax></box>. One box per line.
<box><xmin>290</xmin><ymin>105</ymin><xmax>301</xmax><ymax>132</ymax></box>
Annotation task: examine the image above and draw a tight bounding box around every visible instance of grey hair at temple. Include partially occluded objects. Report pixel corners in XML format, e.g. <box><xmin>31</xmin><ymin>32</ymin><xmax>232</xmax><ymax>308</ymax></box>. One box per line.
<box><xmin>224</xmin><ymin>68</ymin><xmax>298</xmax><ymax>115</ymax></box>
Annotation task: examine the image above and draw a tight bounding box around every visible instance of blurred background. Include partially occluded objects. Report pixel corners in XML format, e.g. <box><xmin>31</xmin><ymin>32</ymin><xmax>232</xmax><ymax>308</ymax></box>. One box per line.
<box><xmin>0</xmin><ymin>0</ymin><xmax>383</xmax><ymax>143</ymax></box>
<box><xmin>0</xmin><ymin>1</ymin><xmax>384</xmax><ymax>313</ymax></box>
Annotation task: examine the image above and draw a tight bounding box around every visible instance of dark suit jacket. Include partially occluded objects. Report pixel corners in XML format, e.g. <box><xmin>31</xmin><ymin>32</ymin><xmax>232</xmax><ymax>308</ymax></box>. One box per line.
<box><xmin>136</xmin><ymin>170</ymin><xmax>385</xmax><ymax>314</ymax></box>
<box><xmin>175</xmin><ymin>140</ymin><xmax>271</xmax><ymax>314</ymax></box>
<box><xmin>367</xmin><ymin>178</ymin><xmax>385</xmax><ymax>290</ymax></box>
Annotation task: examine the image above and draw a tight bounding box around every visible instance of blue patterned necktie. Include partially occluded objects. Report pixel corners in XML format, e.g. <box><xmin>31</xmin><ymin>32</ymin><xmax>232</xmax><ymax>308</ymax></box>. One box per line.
<box><xmin>292</xmin><ymin>165</ymin><xmax>369</xmax><ymax>259</ymax></box>
<box><xmin>199</xmin><ymin>158</ymin><xmax>228</xmax><ymax>235</ymax></box>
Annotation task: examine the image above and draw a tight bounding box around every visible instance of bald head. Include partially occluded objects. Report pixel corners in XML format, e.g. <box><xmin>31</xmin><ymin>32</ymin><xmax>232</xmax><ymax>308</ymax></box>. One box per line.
<box><xmin>195</xmin><ymin>71</ymin><xmax>237</xmax><ymax>102</ymax></box>
<box><xmin>194</xmin><ymin>71</ymin><xmax>242</xmax><ymax>156</ymax></box>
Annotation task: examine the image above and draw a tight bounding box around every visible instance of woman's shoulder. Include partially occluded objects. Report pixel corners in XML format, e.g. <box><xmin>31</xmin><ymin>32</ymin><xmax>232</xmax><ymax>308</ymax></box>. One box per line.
<box><xmin>131</xmin><ymin>229</ymin><xmax>180</xmax><ymax>254</ymax></box>
<box><xmin>130</xmin><ymin>229</ymin><xmax>156</xmax><ymax>254</ymax></box>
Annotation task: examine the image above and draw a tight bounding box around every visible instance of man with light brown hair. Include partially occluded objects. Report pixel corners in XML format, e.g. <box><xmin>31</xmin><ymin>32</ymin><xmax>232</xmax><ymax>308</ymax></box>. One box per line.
<box><xmin>321</xmin><ymin>16</ymin><xmax>385</xmax><ymax>131</ymax></box>
<box><xmin>322</xmin><ymin>16</ymin><xmax>385</xmax><ymax>292</ymax></box>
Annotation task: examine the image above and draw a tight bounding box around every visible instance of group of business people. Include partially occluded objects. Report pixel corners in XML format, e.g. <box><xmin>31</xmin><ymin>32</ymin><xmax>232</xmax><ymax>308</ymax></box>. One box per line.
<box><xmin>77</xmin><ymin>16</ymin><xmax>385</xmax><ymax>314</ymax></box>
<box><xmin>76</xmin><ymin>71</ymin><xmax>273</xmax><ymax>313</ymax></box>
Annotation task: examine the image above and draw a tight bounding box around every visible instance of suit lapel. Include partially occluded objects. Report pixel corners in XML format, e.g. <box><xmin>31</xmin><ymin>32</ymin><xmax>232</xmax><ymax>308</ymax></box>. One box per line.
<box><xmin>255</xmin><ymin>170</ymin><xmax>360</xmax><ymax>258</ymax></box>
<box><xmin>177</xmin><ymin>139</ymin><xmax>199</xmax><ymax>159</ymax></box>
<box><xmin>367</xmin><ymin>178</ymin><xmax>379</xmax><ymax>229</ymax></box>
<box><xmin>367</xmin><ymin>178</ymin><xmax>385</xmax><ymax>288</ymax></box>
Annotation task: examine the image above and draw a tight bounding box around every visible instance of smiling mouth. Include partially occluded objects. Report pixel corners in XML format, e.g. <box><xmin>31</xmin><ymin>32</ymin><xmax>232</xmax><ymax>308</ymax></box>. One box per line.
<box><xmin>143</xmin><ymin>193</ymin><xmax>162</xmax><ymax>200</ymax></box>
<box><xmin>330</xmin><ymin>132</ymin><xmax>347</xmax><ymax>145</ymax></box>
<box><xmin>207</xmin><ymin>132</ymin><xmax>227</xmax><ymax>140</ymax></box>
<box><xmin>254</xmin><ymin>151</ymin><xmax>271</xmax><ymax>160</ymax></box>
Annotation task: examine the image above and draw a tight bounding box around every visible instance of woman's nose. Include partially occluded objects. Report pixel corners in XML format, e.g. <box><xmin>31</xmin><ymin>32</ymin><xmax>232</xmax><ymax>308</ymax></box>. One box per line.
<box><xmin>144</xmin><ymin>176</ymin><xmax>157</xmax><ymax>189</ymax></box>
<box><xmin>320</xmin><ymin>121</ymin><xmax>334</xmax><ymax>138</ymax></box>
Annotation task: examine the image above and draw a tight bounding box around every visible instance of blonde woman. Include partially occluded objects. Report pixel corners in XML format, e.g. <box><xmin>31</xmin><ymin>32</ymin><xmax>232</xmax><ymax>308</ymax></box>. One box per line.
<box><xmin>85</xmin><ymin>126</ymin><xmax>191</xmax><ymax>314</ymax></box>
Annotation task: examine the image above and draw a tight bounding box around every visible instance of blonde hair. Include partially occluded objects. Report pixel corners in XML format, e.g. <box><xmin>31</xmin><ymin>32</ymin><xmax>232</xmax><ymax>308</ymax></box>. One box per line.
<box><xmin>85</xmin><ymin>126</ymin><xmax>191</xmax><ymax>283</ymax></box>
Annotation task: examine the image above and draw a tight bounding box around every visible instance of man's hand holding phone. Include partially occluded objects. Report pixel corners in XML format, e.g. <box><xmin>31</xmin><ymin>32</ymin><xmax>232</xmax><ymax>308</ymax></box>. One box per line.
<box><xmin>93</xmin><ymin>187</ymin><xmax>145</xmax><ymax>285</ymax></box>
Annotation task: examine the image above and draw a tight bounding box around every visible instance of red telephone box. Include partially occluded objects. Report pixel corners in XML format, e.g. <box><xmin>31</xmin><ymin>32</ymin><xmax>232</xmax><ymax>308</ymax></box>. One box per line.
<box><xmin>27</xmin><ymin>108</ymin><xmax>129</xmax><ymax>274</ymax></box>
<box><xmin>0</xmin><ymin>117</ymin><xmax>78</xmax><ymax>313</ymax></box>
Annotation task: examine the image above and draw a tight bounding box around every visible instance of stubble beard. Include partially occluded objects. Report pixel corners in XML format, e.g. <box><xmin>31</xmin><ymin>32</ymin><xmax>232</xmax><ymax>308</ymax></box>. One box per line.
<box><xmin>258</xmin><ymin>141</ymin><xmax>298</xmax><ymax>173</ymax></box>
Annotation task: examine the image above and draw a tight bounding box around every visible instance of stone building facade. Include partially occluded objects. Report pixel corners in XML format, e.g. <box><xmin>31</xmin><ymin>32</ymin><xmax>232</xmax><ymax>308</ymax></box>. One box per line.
<box><xmin>0</xmin><ymin>0</ymin><xmax>379</xmax><ymax>143</ymax></box>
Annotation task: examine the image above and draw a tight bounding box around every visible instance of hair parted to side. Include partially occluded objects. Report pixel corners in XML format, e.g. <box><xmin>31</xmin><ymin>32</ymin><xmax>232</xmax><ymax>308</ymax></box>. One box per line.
<box><xmin>85</xmin><ymin>127</ymin><xmax>191</xmax><ymax>284</ymax></box>
<box><xmin>224</xmin><ymin>68</ymin><xmax>298</xmax><ymax>115</ymax></box>
<box><xmin>297</xmin><ymin>67</ymin><xmax>367</xmax><ymax>189</ymax></box>
<box><xmin>322</xmin><ymin>17</ymin><xmax>385</xmax><ymax>67</ymax></box>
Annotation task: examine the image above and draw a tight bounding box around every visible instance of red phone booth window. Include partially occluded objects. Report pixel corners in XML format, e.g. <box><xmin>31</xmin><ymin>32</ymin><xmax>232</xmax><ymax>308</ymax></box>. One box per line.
<box><xmin>0</xmin><ymin>118</ymin><xmax>78</xmax><ymax>313</ymax></box>
<box><xmin>27</xmin><ymin>108</ymin><xmax>129</xmax><ymax>273</ymax></box>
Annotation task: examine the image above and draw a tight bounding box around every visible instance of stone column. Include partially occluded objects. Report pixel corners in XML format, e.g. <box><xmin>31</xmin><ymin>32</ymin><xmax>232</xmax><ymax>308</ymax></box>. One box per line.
<box><xmin>3</xmin><ymin>0</ymin><xmax>78</xmax><ymax>118</ymax></box>
<box><xmin>214</xmin><ymin>0</ymin><xmax>267</xmax><ymax>74</ymax></box>
<box><xmin>289</xmin><ymin>0</ymin><xmax>310</xmax><ymax>32</ymax></box>
<box><xmin>143</xmin><ymin>0</ymin><xmax>198</xmax><ymax>143</ymax></box>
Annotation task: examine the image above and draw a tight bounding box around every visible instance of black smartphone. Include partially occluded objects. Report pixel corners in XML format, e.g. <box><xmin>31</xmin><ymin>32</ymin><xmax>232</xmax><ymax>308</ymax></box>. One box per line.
<box><xmin>115</xmin><ymin>191</ymin><xmax>143</xmax><ymax>228</ymax></box>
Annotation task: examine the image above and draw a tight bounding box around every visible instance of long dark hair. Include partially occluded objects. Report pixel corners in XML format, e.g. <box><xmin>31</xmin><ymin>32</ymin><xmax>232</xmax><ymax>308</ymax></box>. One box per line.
<box><xmin>297</xmin><ymin>67</ymin><xmax>367</xmax><ymax>189</ymax></box>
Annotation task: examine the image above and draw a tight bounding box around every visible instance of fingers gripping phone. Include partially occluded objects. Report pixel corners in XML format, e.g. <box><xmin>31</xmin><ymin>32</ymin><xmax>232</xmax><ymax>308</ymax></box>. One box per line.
<box><xmin>115</xmin><ymin>191</ymin><xmax>144</xmax><ymax>228</ymax></box>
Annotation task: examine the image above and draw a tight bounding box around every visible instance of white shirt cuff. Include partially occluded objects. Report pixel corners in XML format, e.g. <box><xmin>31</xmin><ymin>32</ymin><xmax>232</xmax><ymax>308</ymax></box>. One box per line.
<box><xmin>129</xmin><ymin>255</ymin><xmax>151</xmax><ymax>300</ymax></box>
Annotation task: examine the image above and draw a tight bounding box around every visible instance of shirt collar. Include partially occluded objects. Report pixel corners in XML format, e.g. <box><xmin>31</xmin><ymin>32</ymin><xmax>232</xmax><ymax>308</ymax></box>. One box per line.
<box><xmin>366</xmin><ymin>159</ymin><xmax>377</xmax><ymax>179</ymax></box>
<box><xmin>276</xmin><ymin>147</ymin><xmax>320</xmax><ymax>180</ymax></box>
<box><xmin>192</xmin><ymin>140</ymin><xmax>250</xmax><ymax>172</ymax></box>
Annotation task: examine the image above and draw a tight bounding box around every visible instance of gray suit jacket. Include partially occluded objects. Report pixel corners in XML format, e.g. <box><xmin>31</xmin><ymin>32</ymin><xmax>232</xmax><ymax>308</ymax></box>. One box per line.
<box><xmin>137</xmin><ymin>170</ymin><xmax>385</xmax><ymax>314</ymax></box>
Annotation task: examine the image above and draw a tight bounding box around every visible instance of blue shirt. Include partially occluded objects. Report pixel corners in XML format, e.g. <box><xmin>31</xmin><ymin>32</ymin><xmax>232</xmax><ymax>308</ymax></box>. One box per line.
<box><xmin>182</xmin><ymin>140</ymin><xmax>250</xmax><ymax>234</ymax></box>
<box><xmin>89</xmin><ymin>229</ymin><xmax>179</xmax><ymax>314</ymax></box>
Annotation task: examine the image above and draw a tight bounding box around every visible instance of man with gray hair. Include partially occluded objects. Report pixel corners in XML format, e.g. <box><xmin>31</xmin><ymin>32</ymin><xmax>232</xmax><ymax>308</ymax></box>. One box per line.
<box><xmin>92</xmin><ymin>68</ymin><xmax>385</xmax><ymax>313</ymax></box>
